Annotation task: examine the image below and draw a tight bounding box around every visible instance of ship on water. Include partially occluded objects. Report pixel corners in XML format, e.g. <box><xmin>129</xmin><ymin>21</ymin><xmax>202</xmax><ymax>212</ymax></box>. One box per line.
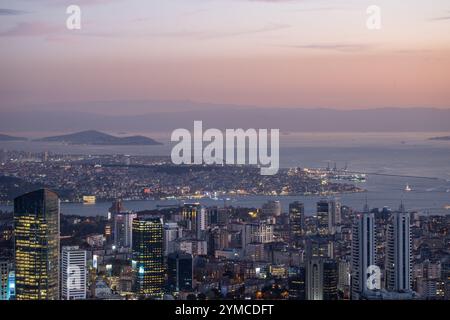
<box><xmin>405</xmin><ymin>184</ymin><xmax>412</xmax><ymax>192</ymax></box>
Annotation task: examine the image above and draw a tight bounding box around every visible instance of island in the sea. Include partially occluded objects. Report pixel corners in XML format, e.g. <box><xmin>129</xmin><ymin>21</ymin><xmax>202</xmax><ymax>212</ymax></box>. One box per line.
<box><xmin>35</xmin><ymin>130</ymin><xmax>162</xmax><ymax>145</ymax></box>
<box><xmin>0</xmin><ymin>133</ymin><xmax>27</xmax><ymax>141</ymax></box>
<box><xmin>429</xmin><ymin>136</ymin><xmax>450</xmax><ymax>141</ymax></box>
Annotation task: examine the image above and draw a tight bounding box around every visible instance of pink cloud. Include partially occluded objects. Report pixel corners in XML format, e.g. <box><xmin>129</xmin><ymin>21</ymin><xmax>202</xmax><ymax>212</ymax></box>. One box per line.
<box><xmin>0</xmin><ymin>22</ymin><xmax>63</xmax><ymax>37</ymax></box>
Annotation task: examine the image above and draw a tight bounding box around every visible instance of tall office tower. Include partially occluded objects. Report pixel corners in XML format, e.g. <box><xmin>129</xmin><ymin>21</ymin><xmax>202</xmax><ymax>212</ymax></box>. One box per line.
<box><xmin>132</xmin><ymin>216</ymin><xmax>164</xmax><ymax>297</ymax></box>
<box><xmin>114</xmin><ymin>212</ymin><xmax>137</xmax><ymax>248</ymax></box>
<box><xmin>14</xmin><ymin>189</ymin><xmax>60</xmax><ymax>300</ymax></box>
<box><xmin>61</xmin><ymin>246</ymin><xmax>87</xmax><ymax>300</ymax></box>
<box><xmin>306</xmin><ymin>258</ymin><xmax>338</xmax><ymax>300</ymax></box>
<box><xmin>0</xmin><ymin>258</ymin><xmax>10</xmax><ymax>300</ymax></box>
<box><xmin>167</xmin><ymin>252</ymin><xmax>193</xmax><ymax>292</ymax></box>
<box><xmin>262</xmin><ymin>200</ymin><xmax>282</xmax><ymax>217</ymax></box>
<box><xmin>351</xmin><ymin>207</ymin><xmax>376</xmax><ymax>300</ymax></box>
<box><xmin>385</xmin><ymin>204</ymin><xmax>412</xmax><ymax>292</ymax></box>
<box><xmin>322</xmin><ymin>260</ymin><xmax>338</xmax><ymax>300</ymax></box>
<box><xmin>182</xmin><ymin>204</ymin><xmax>206</xmax><ymax>238</ymax></box>
<box><xmin>288</xmin><ymin>266</ymin><xmax>306</xmax><ymax>300</ymax></box>
<box><xmin>316</xmin><ymin>200</ymin><xmax>330</xmax><ymax>235</ymax></box>
<box><xmin>317</xmin><ymin>199</ymin><xmax>341</xmax><ymax>235</ymax></box>
<box><xmin>329</xmin><ymin>199</ymin><xmax>341</xmax><ymax>233</ymax></box>
<box><xmin>164</xmin><ymin>222</ymin><xmax>183</xmax><ymax>256</ymax></box>
<box><xmin>289</xmin><ymin>201</ymin><xmax>305</xmax><ymax>242</ymax></box>
<box><xmin>306</xmin><ymin>258</ymin><xmax>323</xmax><ymax>300</ymax></box>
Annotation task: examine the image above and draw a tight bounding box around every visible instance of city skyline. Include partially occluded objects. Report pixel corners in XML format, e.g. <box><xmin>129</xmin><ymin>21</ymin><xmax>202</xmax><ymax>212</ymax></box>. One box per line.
<box><xmin>0</xmin><ymin>0</ymin><xmax>449</xmax><ymax>306</ymax></box>
<box><xmin>2</xmin><ymin>187</ymin><xmax>444</xmax><ymax>301</ymax></box>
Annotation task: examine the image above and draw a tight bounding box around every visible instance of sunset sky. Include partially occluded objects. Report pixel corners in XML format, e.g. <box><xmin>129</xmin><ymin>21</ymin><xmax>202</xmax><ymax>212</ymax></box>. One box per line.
<box><xmin>1</xmin><ymin>0</ymin><xmax>450</xmax><ymax>114</ymax></box>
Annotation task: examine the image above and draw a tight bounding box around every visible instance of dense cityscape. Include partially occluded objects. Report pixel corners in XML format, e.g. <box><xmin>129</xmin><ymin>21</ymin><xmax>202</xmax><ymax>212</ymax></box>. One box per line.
<box><xmin>0</xmin><ymin>154</ymin><xmax>449</xmax><ymax>301</ymax></box>
<box><xmin>0</xmin><ymin>150</ymin><xmax>362</xmax><ymax>203</ymax></box>
<box><xmin>1</xmin><ymin>0</ymin><xmax>449</xmax><ymax>315</ymax></box>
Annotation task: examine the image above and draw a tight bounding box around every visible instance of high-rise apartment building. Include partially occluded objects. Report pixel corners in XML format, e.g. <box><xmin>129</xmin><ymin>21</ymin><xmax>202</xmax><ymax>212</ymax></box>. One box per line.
<box><xmin>182</xmin><ymin>204</ymin><xmax>207</xmax><ymax>239</ymax></box>
<box><xmin>351</xmin><ymin>207</ymin><xmax>376</xmax><ymax>299</ymax></box>
<box><xmin>386</xmin><ymin>204</ymin><xmax>412</xmax><ymax>292</ymax></box>
<box><xmin>61</xmin><ymin>246</ymin><xmax>87</xmax><ymax>300</ymax></box>
<box><xmin>114</xmin><ymin>212</ymin><xmax>137</xmax><ymax>248</ymax></box>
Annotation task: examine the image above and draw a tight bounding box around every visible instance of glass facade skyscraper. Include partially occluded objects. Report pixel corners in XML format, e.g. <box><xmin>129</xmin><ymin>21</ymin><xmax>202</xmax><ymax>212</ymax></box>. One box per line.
<box><xmin>323</xmin><ymin>259</ymin><xmax>338</xmax><ymax>300</ymax></box>
<box><xmin>14</xmin><ymin>189</ymin><xmax>60</xmax><ymax>300</ymax></box>
<box><xmin>167</xmin><ymin>252</ymin><xmax>193</xmax><ymax>292</ymax></box>
<box><xmin>132</xmin><ymin>216</ymin><xmax>164</xmax><ymax>297</ymax></box>
<box><xmin>317</xmin><ymin>200</ymin><xmax>330</xmax><ymax>235</ymax></box>
<box><xmin>289</xmin><ymin>201</ymin><xmax>305</xmax><ymax>242</ymax></box>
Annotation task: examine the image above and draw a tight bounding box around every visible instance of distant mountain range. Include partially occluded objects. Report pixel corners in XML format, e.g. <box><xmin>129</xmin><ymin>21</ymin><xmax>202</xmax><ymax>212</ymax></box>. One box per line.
<box><xmin>1</xmin><ymin>103</ymin><xmax>450</xmax><ymax>133</ymax></box>
<box><xmin>429</xmin><ymin>136</ymin><xmax>450</xmax><ymax>141</ymax></box>
<box><xmin>35</xmin><ymin>130</ymin><xmax>162</xmax><ymax>145</ymax></box>
<box><xmin>0</xmin><ymin>133</ymin><xmax>27</xmax><ymax>141</ymax></box>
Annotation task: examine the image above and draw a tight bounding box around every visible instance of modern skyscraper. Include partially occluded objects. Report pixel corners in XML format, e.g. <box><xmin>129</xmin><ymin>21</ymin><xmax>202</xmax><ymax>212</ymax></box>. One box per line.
<box><xmin>61</xmin><ymin>246</ymin><xmax>87</xmax><ymax>300</ymax></box>
<box><xmin>386</xmin><ymin>203</ymin><xmax>412</xmax><ymax>292</ymax></box>
<box><xmin>329</xmin><ymin>199</ymin><xmax>341</xmax><ymax>233</ymax></box>
<box><xmin>317</xmin><ymin>199</ymin><xmax>341</xmax><ymax>235</ymax></box>
<box><xmin>289</xmin><ymin>201</ymin><xmax>305</xmax><ymax>242</ymax></box>
<box><xmin>351</xmin><ymin>206</ymin><xmax>376</xmax><ymax>300</ymax></box>
<box><xmin>164</xmin><ymin>222</ymin><xmax>183</xmax><ymax>256</ymax></box>
<box><xmin>132</xmin><ymin>216</ymin><xmax>164</xmax><ymax>297</ymax></box>
<box><xmin>288</xmin><ymin>266</ymin><xmax>306</xmax><ymax>300</ymax></box>
<box><xmin>306</xmin><ymin>258</ymin><xmax>338</xmax><ymax>300</ymax></box>
<box><xmin>323</xmin><ymin>259</ymin><xmax>338</xmax><ymax>300</ymax></box>
<box><xmin>14</xmin><ymin>189</ymin><xmax>60</xmax><ymax>300</ymax></box>
<box><xmin>114</xmin><ymin>212</ymin><xmax>137</xmax><ymax>248</ymax></box>
<box><xmin>167</xmin><ymin>252</ymin><xmax>193</xmax><ymax>292</ymax></box>
<box><xmin>306</xmin><ymin>258</ymin><xmax>323</xmax><ymax>300</ymax></box>
<box><xmin>182</xmin><ymin>204</ymin><xmax>207</xmax><ymax>239</ymax></box>
<box><xmin>316</xmin><ymin>200</ymin><xmax>330</xmax><ymax>235</ymax></box>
